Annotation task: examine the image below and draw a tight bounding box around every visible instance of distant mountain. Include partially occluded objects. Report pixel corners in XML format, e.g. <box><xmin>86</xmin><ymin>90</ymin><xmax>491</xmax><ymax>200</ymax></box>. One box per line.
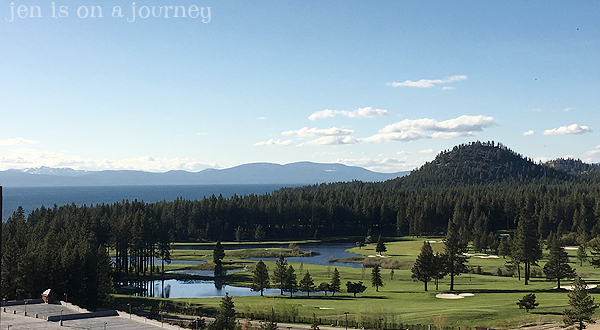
<box><xmin>0</xmin><ymin>162</ymin><xmax>409</xmax><ymax>187</ymax></box>
<box><xmin>393</xmin><ymin>141</ymin><xmax>571</xmax><ymax>187</ymax></box>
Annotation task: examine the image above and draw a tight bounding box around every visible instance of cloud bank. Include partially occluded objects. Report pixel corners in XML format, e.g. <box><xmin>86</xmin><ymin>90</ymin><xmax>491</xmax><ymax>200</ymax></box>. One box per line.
<box><xmin>254</xmin><ymin>139</ymin><xmax>292</xmax><ymax>146</ymax></box>
<box><xmin>0</xmin><ymin>138</ymin><xmax>39</xmax><ymax>146</ymax></box>
<box><xmin>309</xmin><ymin>107</ymin><xmax>388</xmax><ymax>120</ymax></box>
<box><xmin>387</xmin><ymin>75</ymin><xmax>467</xmax><ymax>88</ymax></box>
<box><xmin>543</xmin><ymin>124</ymin><xmax>592</xmax><ymax>135</ymax></box>
<box><xmin>361</xmin><ymin>115</ymin><xmax>497</xmax><ymax>143</ymax></box>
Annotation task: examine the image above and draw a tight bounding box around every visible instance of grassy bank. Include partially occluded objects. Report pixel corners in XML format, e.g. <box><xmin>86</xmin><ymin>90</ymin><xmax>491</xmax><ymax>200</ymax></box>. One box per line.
<box><xmin>114</xmin><ymin>237</ymin><xmax>600</xmax><ymax>329</ymax></box>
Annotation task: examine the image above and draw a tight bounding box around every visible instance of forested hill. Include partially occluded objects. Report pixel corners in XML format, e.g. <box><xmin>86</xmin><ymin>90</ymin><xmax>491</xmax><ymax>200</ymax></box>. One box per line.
<box><xmin>544</xmin><ymin>158</ymin><xmax>600</xmax><ymax>174</ymax></box>
<box><xmin>392</xmin><ymin>141</ymin><xmax>571</xmax><ymax>187</ymax></box>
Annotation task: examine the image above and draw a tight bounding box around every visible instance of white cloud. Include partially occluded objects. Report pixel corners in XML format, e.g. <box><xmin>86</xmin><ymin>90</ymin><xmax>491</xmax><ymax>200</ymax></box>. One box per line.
<box><xmin>563</xmin><ymin>107</ymin><xmax>573</xmax><ymax>112</ymax></box>
<box><xmin>419</xmin><ymin>149</ymin><xmax>435</xmax><ymax>154</ymax></box>
<box><xmin>0</xmin><ymin>138</ymin><xmax>39</xmax><ymax>146</ymax></box>
<box><xmin>282</xmin><ymin>127</ymin><xmax>354</xmax><ymax>137</ymax></box>
<box><xmin>523</xmin><ymin>130</ymin><xmax>535</xmax><ymax>136</ymax></box>
<box><xmin>387</xmin><ymin>75</ymin><xmax>467</xmax><ymax>88</ymax></box>
<box><xmin>309</xmin><ymin>107</ymin><xmax>388</xmax><ymax>120</ymax></box>
<box><xmin>583</xmin><ymin>146</ymin><xmax>600</xmax><ymax>163</ymax></box>
<box><xmin>0</xmin><ymin>148</ymin><xmax>219</xmax><ymax>172</ymax></box>
<box><xmin>335</xmin><ymin>156</ymin><xmax>409</xmax><ymax>173</ymax></box>
<box><xmin>442</xmin><ymin>86</ymin><xmax>455</xmax><ymax>91</ymax></box>
<box><xmin>532</xmin><ymin>108</ymin><xmax>542</xmax><ymax>112</ymax></box>
<box><xmin>543</xmin><ymin>124</ymin><xmax>592</xmax><ymax>136</ymax></box>
<box><xmin>361</xmin><ymin>115</ymin><xmax>496</xmax><ymax>143</ymax></box>
<box><xmin>257</xmin><ymin>117</ymin><xmax>267</xmax><ymax>120</ymax></box>
<box><xmin>196</xmin><ymin>132</ymin><xmax>208</xmax><ymax>136</ymax></box>
<box><xmin>254</xmin><ymin>139</ymin><xmax>292</xmax><ymax>146</ymax></box>
<box><xmin>303</xmin><ymin>136</ymin><xmax>358</xmax><ymax>146</ymax></box>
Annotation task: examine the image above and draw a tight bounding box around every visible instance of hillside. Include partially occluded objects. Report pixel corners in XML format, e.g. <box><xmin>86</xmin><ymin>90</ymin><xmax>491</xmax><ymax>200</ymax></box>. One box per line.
<box><xmin>544</xmin><ymin>158</ymin><xmax>600</xmax><ymax>174</ymax></box>
<box><xmin>395</xmin><ymin>141</ymin><xmax>570</xmax><ymax>187</ymax></box>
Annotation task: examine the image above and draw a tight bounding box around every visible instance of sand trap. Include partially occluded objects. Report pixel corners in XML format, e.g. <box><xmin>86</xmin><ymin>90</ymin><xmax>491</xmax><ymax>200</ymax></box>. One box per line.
<box><xmin>435</xmin><ymin>293</ymin><xmax>475</xmax><ymax>299</ymax></box>
<box><xmin>463</xmin><ymin>253</ymin><xmax>499</xmax><ymax>259</ymax></box>
<box><xmin>318</xmin><ymin>307</ymin><xmax>334</xmax><ymax>310</ymax></box>
<box><xmin>564</xmin><ymin>246</ymin><xmax>580</xmax><ymax>250</ymax></box>
<box><xmin>368</xmin><ymin>254</ymin><xmax>391</xmax><ymax>258</ymax></box>
<box><xmin>426</xmin><ymin>240</ymin><xmax>443</xmax><ymax>243</ymax></box>
<box><xmin>554</xmin><ymin>285</ymin><xmax>597</xmax><ymax>290</ymax></box>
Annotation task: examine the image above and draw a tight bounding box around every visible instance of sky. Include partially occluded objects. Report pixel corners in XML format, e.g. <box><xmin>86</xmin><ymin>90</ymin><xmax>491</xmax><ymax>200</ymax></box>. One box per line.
<box><xmin>0</xmin><ymin>1</ymin><xmax>599</xmax><ymax>173</ymax></box>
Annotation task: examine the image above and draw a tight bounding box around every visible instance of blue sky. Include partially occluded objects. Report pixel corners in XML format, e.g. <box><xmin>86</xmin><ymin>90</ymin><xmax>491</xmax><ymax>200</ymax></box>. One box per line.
<box><xmin>0</xmin><ymin>1</ymin><xmax>599</xmax><ymax>173</ymax></box>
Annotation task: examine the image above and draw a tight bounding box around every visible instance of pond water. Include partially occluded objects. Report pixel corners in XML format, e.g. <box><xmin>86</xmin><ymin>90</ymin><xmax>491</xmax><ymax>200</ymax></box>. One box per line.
<box><xmin>136</xmin><ymin>279</ymin><xmax>282</xmax><ymax>298</ymax></box>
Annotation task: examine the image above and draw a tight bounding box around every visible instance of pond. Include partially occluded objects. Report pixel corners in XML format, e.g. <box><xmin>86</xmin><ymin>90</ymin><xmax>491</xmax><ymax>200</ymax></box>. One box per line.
<box><xmin>134</xmin><ymin>279</ymin><xmax>282</xmax><ymax>298</ymax></box>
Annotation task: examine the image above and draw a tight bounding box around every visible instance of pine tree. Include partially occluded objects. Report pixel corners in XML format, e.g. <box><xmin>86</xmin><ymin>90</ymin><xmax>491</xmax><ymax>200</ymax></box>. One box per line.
<box><xmin>371</xmin><ymin>264</ymin><xmax>384</xmax><ymax>292</ymax></box>
<box><xmin>512</xmin><ymin>208</ymin><xmax>542</xmax><ymax>285</ymax></box>
<box><xmin>210</xmin><ymin>293</ymin><xmax>237</xmax><ymax>330</ymax></box>
<box><xmin>564</xmin><ymin>277</ymin><xmax>599</xmax><ymax>330</ymax></box>
<box><xmin>544</xmin><ymin>239</ymin><xmax>576</xmax><ymax>289</ymax></box>
<box><xmin>299</xmin><ymin>271</ymin><xmax>315</xmax><ymax>297</ymax></box>
<box><xmin>251</xmin><ymin>260</ymin><xmax>270</xmax><ymax>296</ymax></box>
<box><xmin>284</xmin><ymin>265</ymin><xmax>298</xmax><ymax>297</ymax></box>
<box><xmin>376</xmin><ymin>235</ymin><xmax>387</xmax><ymax>255</ymax></box>
<box><xmin>411</xmin><ymin>241</ymin><xmax>436</xmax><ymax>291</ymax></box>
<box><xmin>443</xmin><ymin>220</ymin><xmax>469</xmax><ymax>291</ymax></box>
<box><xmin>318</xmin><ymin>282</ymin><xmax>330</xmax><ymax>296</ymax></box>
<box><xmin>330</xmin><ymin>268</ymin><xmax>341</xmax><ymax>296</ymax></box>
<box><xmin>273</xmin><ymin>255</ymin><xmax>288</xmax><ymax>295</ymax></box>
<box><xmin>432</xmin><ymin>252</ymin><xmax>447</xmax><ymax>290</ymax></box>
<box><xmin>213</xmin><ymin>241</ymin><xmax>226</xmax><ymax>278</ymax></box>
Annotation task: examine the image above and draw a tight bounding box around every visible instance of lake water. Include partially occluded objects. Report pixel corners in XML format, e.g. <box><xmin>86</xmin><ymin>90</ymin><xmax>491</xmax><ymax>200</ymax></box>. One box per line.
<box><xmin>1</xmin><ymin>184</ymin><xmax>292</xmax><ymax>221</ymax></box>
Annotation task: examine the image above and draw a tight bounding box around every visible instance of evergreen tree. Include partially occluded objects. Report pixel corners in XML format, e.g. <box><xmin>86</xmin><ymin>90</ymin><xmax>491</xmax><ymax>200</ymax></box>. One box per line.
<box><xmin>299</xmin><ymin>271</ymin><xmax>315</xmax><ymax>297</ymax></box>
<box><xmin>411</xmin><ymin>241</ymin><xmax>436</xmax><ymax>291</ymax></box>
<box><xmin>432</xmin><ymin>252</ymin><xmax>447</xmax><ymax>290</ymax></box>
<box><xmin>251</xmin><ymin>260</ymin><xmax>270</xmax><ymax>296</ymax></box>
<box><xmin>375</xmin><ymin>235</ymin><xmax>387</xmax><ymax>255</ymax></box>
<box><xmin>210</xmin><ymin>293</ymin><xmax>237</xmax><ymax>330</ymax></box>
<box><xmin>318</xmin><ymin>282</ymin><xmax>330</xmax><ymax>296</ymax></box>
<box><xmin>284</xmin><ymin>265</ymin><xmax>298</xmax><ymax>297</ymax></box>
<box><xmin>544</xmin><ymin>239</ymin><xmax>576</xmax><ymax>289</ymax></box>
<box><xmin>254</xmin><ymin>224</ymin><xmax>265</xmax><ymax>242</ymax></box>
<box><xmin>330</xmin><ymin>268</ymin><xmax>341</xmax><ymax>296</ymax></box>
<box><xmin>516</xmin><ymin>293</ymin><xmax>539</xmax><ymax>312</ymax></box>
<box><xmin>443</xmin><ymin>220</ymin><xmax>469</xmax><ymax>291</ymax></box>
<box><xmin>345</xmin><ymin>281</ymin><xmax>367</xmax><ymax>297</ymax></box>
<box><xmin>273</xmin><ymin>255</ymin><xmax>288</xmax><ymax>295</ymax></box>
<box><xmin>371</xmin><ymin>264</ymin><xmax>384</xmax><ymax>292</ymax></box>
<box><xmin>213</xmin><ymin>241</ymin><xmax>226</xmax><ymax>278</ymax></box>
<box><xmin>498</xmin><ymin>235</ymin><xmax>511</xmax><ymax>258</ymax></box>
<box><xmin>512</xmin><ymin>208</ymin><xmax>542</xmax><ymax>285</ymax></box>
<box><xmin>564</xmin><ymin>277</ymin><xmax>599</xmax><ymax>330</ymax></box>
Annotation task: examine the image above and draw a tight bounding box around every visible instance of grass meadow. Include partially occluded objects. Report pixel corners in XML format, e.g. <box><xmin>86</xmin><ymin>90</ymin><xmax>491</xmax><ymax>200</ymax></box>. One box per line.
<box><xmin>118</xmin><ymin>238</ymin><xmax>600</xmax><ymax>329</ymax></box>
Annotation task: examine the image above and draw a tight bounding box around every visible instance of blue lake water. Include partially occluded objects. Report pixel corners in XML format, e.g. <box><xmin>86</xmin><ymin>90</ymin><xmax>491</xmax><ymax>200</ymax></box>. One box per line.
<box><xmin>1</xmin><ymin>184</ymin><xmax>292</xmax><ymax>221</ymax></box>
<box><xmin>139</xmin><ymin>279</ymin><xmax>283</xmax><ymax>298</ymax></box>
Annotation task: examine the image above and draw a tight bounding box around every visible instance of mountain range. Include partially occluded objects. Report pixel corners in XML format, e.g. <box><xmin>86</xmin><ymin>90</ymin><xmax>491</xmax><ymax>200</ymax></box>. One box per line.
<box><xmin>0</xmin><ymin>162</ymin><xmax>409</xmax><ymax>187</ymax></box>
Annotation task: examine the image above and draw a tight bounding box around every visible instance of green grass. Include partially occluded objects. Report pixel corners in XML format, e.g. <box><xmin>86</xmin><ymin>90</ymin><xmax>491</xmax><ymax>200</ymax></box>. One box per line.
<box><xmin>117</xmin><ymin>237</ymin><xmax>600</xmax><ymax>328</ymax></box>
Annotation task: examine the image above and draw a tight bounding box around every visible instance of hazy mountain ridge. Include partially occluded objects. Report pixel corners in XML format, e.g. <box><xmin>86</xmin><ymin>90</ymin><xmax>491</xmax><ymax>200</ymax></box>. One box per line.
<box><xmin>0</xmin><ymin>162</ymin><xmax>409</xmax><ymax>187</ymax></box>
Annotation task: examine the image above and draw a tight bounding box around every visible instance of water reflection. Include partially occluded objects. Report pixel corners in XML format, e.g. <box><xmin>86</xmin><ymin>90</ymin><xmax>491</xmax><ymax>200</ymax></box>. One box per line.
<box><xmin>131</xmin><ymin>279</ymin><xmax>281</xmax><ymax>298</ymax></box>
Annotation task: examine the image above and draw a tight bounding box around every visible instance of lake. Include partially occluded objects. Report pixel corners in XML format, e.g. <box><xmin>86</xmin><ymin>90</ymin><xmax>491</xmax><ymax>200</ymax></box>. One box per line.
<box><xmin>1</xmin><ymin>184</ymin><xmax>293</xmax><ymax>221</ymax></box>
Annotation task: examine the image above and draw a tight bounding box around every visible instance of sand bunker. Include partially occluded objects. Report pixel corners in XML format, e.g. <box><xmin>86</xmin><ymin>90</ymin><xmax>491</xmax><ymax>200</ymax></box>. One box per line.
<box><xmin>368</xmin><ymin>254</ymin><xmax>391</xmax><ymax>258</ymax></box>
<box><xmin>463</xmin><ymin>253</ymin><xmax>499</xmax><ymax>259</ymax></box>
<box><xmin>564</xmin><ymin>246</ymin><xmax>580</xmax><ymax>250</ymax></box>
<box><xmin>426</xmin><ymin>240</ymin><xmax>443</xmax><ymax>243</ymax></box>
<box><xmin>554</xmin><ymin>285</ymin><xmax>597</xmax><ymax>290</ymax></box>
<box><xmin>435</xmin><ymin>293</ymin><xmax>475</xmax><ymax>299</ymax></box>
